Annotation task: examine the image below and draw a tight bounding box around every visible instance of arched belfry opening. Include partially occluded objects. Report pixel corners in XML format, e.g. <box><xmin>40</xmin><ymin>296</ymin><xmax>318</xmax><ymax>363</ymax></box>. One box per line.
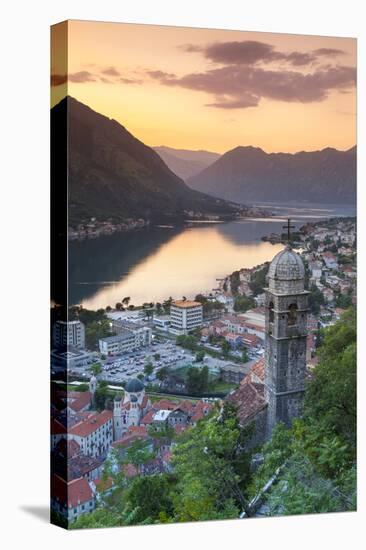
<box><xmin>287</xmin><ymin>303</ymin><xmax>298</xmax><ymax>326</ymax></box>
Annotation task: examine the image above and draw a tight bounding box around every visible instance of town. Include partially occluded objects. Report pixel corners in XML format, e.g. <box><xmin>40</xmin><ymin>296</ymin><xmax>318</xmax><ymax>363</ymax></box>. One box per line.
<box><xmin>51</xmin><ymin>216</ymin><xmax>356</xmax><ymax>524</ymax></box>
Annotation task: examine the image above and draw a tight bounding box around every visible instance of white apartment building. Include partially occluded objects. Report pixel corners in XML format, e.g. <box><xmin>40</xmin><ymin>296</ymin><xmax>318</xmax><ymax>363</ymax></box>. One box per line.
<box><xmin>68</xmin><ymin>410</ymin><xmax>113</xmax><ymax>457</ymax></box>
<box><xmin>170</xmin><ymin>300</ymin><xmax>203</xmax><ymax>335</ymax></box>
<box><xmin>53</xmin><ymin>320</ymin><xmax>85</xmax><ymax>349</ymax></box>
<box><xmin>99</xmin><ymin>324</ymin><xmax>151</xmax><ymax>355</ymax></box>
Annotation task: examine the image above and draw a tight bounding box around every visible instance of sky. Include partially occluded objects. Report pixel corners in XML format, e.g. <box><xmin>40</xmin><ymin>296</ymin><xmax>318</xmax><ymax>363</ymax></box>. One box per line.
<box><xmin>51</xmin><ymin>20</ymin><xmax>356</xmax><ymax>154</ymax></box>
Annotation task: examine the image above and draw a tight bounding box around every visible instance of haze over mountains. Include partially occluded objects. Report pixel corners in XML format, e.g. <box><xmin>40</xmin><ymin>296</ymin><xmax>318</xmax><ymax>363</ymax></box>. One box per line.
<box><xmin>187</xmin><ymin>145</ymin><xmax>356</xmax><ymax>205</ymax></box>
<box><xmin>153</xmin><ymin>146</ymin><xmax>220</xmax><ymax>181</ymax></box>
<box><xmin>52</xmin><ymin>97</ymin><xmax>239</xmax><ymax>227</ymax></box>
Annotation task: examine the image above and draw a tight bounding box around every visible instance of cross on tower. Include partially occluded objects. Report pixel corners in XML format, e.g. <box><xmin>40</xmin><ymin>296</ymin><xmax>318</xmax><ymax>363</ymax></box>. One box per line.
<box><xmin>283</xmin><ymin>218</ymin><xmax>295</xmax><ymax>244</ymax></box>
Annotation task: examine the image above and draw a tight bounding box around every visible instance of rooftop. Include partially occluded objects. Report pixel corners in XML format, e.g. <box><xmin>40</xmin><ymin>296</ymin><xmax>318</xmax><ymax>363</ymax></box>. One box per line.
<box><xmin>172</xmin><ymin>300</ymin><xmax>203</xmax><ymax>309</ymax></box>
<box><xmin>68</xmin><ymin>410</ymin><xmax>113</xmax><ymax>438</ymax></box>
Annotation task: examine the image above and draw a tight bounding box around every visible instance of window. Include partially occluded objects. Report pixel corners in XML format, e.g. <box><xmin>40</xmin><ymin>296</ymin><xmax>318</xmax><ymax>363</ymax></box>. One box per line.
<box><xmin>288</xmin><ymin>303</ymin><xmax>298</xmax><ymax>326</ymax></box>
<box><xmin>268</xmin><ymin>301</ymin><xmax>274</xmax><ymax>323</ymax></box>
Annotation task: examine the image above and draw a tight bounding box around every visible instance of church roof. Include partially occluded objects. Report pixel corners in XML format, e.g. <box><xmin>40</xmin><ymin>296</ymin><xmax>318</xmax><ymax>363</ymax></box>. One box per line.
<box><xmin>227</xmin><ymin>380</ymin><xmax>267</xmax><ymax>425</ymax></box>
<box><xmin>125</xmin><ymin>378</ymin><xmax>144</xmax><ymax>393</ymax></box>
<box><xmin>268</xmin><ymin>245</ymin><xmax>305</xmax><ymax>281</ymax></box>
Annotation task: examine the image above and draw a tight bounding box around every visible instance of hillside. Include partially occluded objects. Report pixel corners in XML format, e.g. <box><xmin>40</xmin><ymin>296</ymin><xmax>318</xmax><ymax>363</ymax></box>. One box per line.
<box><xmin>153</xmin><ymin>146</ymin><xmax>220</xmax><ymax>181</ymax></box>
<box><xmin>188</xmin><ymin>145</ymin><xmax>356</xmax><ymax>205</ymax></box>
<box><xmin>51</xmin><ymin>97</ymin><xmax>238</xmax><ymax>227</ymax></box>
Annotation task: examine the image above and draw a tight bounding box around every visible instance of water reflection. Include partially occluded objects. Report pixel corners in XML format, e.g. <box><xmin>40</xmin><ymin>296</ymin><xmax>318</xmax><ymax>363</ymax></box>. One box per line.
<box><xmin>70</xmin><ymin>221</ymin><xmax>284</xmax><ymax>309</ymax></box>
<box><xmin>69</xmin><ymin>204</ymin><xmax>355</xmax><ymax>310</ymax></box>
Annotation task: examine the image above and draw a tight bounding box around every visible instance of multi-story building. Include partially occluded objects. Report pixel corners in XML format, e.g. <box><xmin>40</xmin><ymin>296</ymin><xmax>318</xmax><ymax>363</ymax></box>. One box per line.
<box><xmin>170</xmin><ymin>300</ymin><xmax>203</xmax><ymax>335</ymax></box>
<box><xmin>53</xmin><ymin>320</ymin><xmax>85</xmax><ymax>349</ymax></box>
<box><xmin>51</xmin><ymin>475</ymin><xmax>95</xmax><ymax>522</ymax></box>
<box><xmin>68</xmin><ymin>410</ymin><xmax>113</xmax><ymax>457</ymax></box>
<box><xmin>100</xmin><ymin>323</ymin><xmax>151</xmax><ymax>355</ymax></box>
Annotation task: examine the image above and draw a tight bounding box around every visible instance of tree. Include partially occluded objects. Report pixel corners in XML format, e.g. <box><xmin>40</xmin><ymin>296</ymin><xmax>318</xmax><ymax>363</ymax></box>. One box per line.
<box><xmin>308</xmin><ymin>284</ymin><xmax>325</xmax><ymax>315</ymax></box>
<box><xmin>94</xmin><ymin>380</ymin><xmax>109</xmax><ymax>410</ymax></box>
<box><xmin>144</xmin><ymin>362</ymin><xmax>154</xmax><ymax>377</ymax></box>
<box><xmin>85</xmin><ymin>319</ymin><xmax>113</xmax><ymax>350</ymax></box>
<box><xmin>221</xmin><ymin>340</ymin><xmax>231</xmax><ymax>357</ymax></box>
<box><xmin>90</xmin><ymin>362</ymin><xmax>102</xmax><ymax>376</ymax></box>
<box><xmin>172</xmin><ymin>402</ymin><xmax>252</xmax><ymax>521</ymax></box>
<box><xmin>157</xmin><ymin>367</ymin><xmax>168</xmax><ymax>382</ymax></box>
<box><xmin>115</xmin><ymin>302</ymin><xmax>123</xmax><ymax>311</ymax></box>
<box><xmin>234</xmin><ymin>295</ymin><xmax>254</xmax><ymax>313</ymax></box>
<box><xmin>195</xmin><ymin>350</ymin><xmax>205</xmax><ymax>362</ymax></box>
<box><xmin>249</xmin><ymin>308</ymin><xmax>357</xmax><ymax>516</ymax></box>
<box><xmin>186</xmin><ymin>365</ymin><xmax>209</xmax><ymax>395</ymax></box>
<box><xmin>122</xmin><ymin>439</ymin><xmax>156</xmax><ymax>474</ymax></box>
<box><xmin>176</xmin><ymin>334</ymin><xmax>198</xmax><ymax>351</ymax></box>
<box><xmin>241</xmin><ymin>348</ymin><xmax>249</xmax><ymax>363</ymax></box>
<box><xmin>153</xmin><ymin>353</ymin><xmax>160</xmax><ymax>361</ymax></box>
<box><xmin>126</xmin><ymin>475</ymin><xmax>174</xmax><ymax>523</ymax></box>
<box><xmin>122</xmin><ymin>297</ymin><xmax>130</xmax><ymax>307</ymax></box>
<box><xmin>305</xmin><ymin>307</ymin><xmax>356</xmax><ymax>448</ymax></box>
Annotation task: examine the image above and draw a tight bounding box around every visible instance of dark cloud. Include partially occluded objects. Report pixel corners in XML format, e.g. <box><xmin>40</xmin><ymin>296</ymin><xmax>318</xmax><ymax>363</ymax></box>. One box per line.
<box><xmin>101</xmin><ymin>66</ymin><xmax>121</xmax><ymax>77</ymax></box>
<box><xmin>183</xmin><ymin>40</ymin><xmax>348</xmax><ymax>68</ymax></box>
<box><xmin>284</xmin><ymin>51</ymin><xmax>317</xmax><ymax>66</ymax></box>
<box><xmin>151</xmin><ymin>64</ymin><xmax>356</xmax><ymax>108</ymax></box>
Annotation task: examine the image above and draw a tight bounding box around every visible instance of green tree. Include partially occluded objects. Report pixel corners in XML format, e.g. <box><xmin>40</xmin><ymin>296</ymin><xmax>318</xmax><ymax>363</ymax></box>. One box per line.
<box><xmin>126</xmin><ymin>475</ymin><xmax>174</xmax><ymax>523</ymax></box>
<box><xmin>90</xmin><ymin>362</ymin><xmax>102</xmax><ymax>376</ymax></box>
<box><xmin>157</xmin><ymin>367</ymin><xmax>169</xmax><ymax>382</ymax></box>
<box><xmin>153</xmin><ymin>353</ymin><xmax>160</xmax><ymax>361</ymax></box>
<box><xmin>234</xmin><ymin>295</ymin><xmax>254</xmax><ymax>313</ymax></box>
<box><xmin>172</xmin><ymin>402</ymin><xmax>252</xmax><ymax>521</ymax></box>
<box><xmin>186</xmin><ymin>365</ymin><xmax>209</xmax><ymax>395</ymax></box>
<box><xmin>85</xmin><ymin>319</ymin><xmax>113</xmax><ymax>350</ymax></box>
<box><xmin>144</xmin><ymin>362</ymin><xmax>154</xmax><ymax>376</ymax></box>
<box><xmin>195</xmin><ymin>350</ymin><xmax>205</xmax><ymax>362</ymax></box>
<box><xmin>122</xmin><ymin>439</ymin><xmax>156</xmax><ymax>474</ymax></box>
<box><xmin>241</xmin><ymin>348</ymin><xmax>249</xmax><ymax>363</ymax></box>
<box><xmin>308</xmin><ymin>284</ymin><xmax>325</xmax><ymax>315</ymax></box>
<box><xmin>221</xmin><ymin>340</ymin><xmax>231</xmax><ymax>357</ymax></box>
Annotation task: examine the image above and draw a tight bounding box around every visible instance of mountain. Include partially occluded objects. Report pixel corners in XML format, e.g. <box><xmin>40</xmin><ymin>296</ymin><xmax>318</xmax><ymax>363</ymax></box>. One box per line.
<box><xmin>51</xmin><ymin>97</ymin><xmax>238</xmax><ymax>227</ymax></box>
<box><xmin>153</xmin><ymin>146</ymin><xmax>220</xmax><ymax>181</ymax></box>
<box><xmin>188</xmin><ymin>145</ymin><xmax>357</xmax><ymax>205</ymax></box>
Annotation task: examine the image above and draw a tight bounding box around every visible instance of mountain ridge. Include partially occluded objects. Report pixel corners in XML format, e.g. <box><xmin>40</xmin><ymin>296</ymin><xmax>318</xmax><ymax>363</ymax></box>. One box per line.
<box><xmin>153</xmin><ymin>145</ymin><xmax>220</xmax><ymax>181</ymax></box>
<box><xmin>187</xmin><ymin>144</ymin><xmax>357</xmax><ymax>205</ymax></box>
<box><xmin>51</xmin><ymin>97</ymin><xmax>240</xmax><ymax>227</ymax></box>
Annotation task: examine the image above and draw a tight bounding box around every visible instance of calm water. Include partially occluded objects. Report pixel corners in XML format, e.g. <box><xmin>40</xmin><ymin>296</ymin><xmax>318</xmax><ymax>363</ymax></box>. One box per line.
<box><xmin>69</xmin><ymin>203</ymin><xmax>355</xmax><ymax>309</ymax></box>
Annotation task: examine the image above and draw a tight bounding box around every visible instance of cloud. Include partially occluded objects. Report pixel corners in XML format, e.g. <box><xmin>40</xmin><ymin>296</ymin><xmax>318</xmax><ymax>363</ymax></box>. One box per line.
<box><xmin>101</xmin><ymin>66</ymin><xmax>121</xmax><ymax>77</ymax></box>
<box><xmin>119</xmin><ymin>77</ymin><xmax>143</xmax><ymax>84</ymax></box>
<box><xmin>68</xmin><ymin>71</ymin><xmax>96</xmax><ymax>83</ymax></box>
<box><xmin>150</xmin><ymin>64</ymin><xmax>356</xmax><ymax>108</ymax></box>
<box><xmin>313</xmin><ymin>48</ymin><xmax>346</xmax><ymax>57</ymax></box>
<box><xmin>182</xmin><ymin>40</ymin><xmax>347</xmax><ymax>68</ymax></box>
<box><xmin>147</xmin><ymin>70</ymin><xmax>177</xmax><ymax>79</ymax></box>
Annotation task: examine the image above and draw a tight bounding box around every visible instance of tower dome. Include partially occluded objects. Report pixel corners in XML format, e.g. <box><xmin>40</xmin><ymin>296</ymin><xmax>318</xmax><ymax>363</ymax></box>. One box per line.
<box><xmin>125</xmin><ymin>378</ymin><xmax>144</xmax><ymax>393</ymax></box>
<box><xmin>268</xmin><ymin>245</ymin><xmax>305</xmax><ymax>294</ymax></box>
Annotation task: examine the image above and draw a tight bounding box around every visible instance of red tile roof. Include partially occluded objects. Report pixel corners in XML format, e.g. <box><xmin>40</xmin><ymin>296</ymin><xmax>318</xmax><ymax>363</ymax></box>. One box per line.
<box><xmin>250</xmin><ymin>358</ymin><xmax>265</xmax><ymax>382</ymax></box>
<box><xmin>227</xmin><ymin>380</ymin><xmax>267</xmax><ymax>425</ymax></box>
<box><xmin>67</xmin><ymin>392</ymin><xmax>92</xmax><ymax>412</ymax></box>
<box><xmin>68</xmin><ymin>410</ymin><xmax>112</xmax><ymax>438</ymax></box>
<box><xmin>52</xmin><ymin>474</ymin><xmax>93</xmax><ymax>509</ymax></box>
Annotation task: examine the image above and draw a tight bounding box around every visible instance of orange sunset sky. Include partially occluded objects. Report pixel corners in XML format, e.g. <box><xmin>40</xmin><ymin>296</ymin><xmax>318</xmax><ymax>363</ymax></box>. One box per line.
<box><xmin>51</xmin><ymin>20</ymin><xmax>356</xmax><ymax>154</ymax></box>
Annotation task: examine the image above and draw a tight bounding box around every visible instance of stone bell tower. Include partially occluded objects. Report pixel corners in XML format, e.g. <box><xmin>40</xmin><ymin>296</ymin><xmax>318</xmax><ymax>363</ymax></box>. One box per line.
<box><xmin>264</xmin><ymin>232</ymin><xmax>309</xmax><ymax>438</ymax></box>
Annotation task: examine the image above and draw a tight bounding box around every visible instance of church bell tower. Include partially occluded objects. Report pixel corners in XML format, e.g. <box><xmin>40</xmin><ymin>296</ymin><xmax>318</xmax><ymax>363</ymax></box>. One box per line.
<box><xmin>264</xmin><ymin>223</ymin><xmax>309</xmax><ymax>438</ymax></box>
